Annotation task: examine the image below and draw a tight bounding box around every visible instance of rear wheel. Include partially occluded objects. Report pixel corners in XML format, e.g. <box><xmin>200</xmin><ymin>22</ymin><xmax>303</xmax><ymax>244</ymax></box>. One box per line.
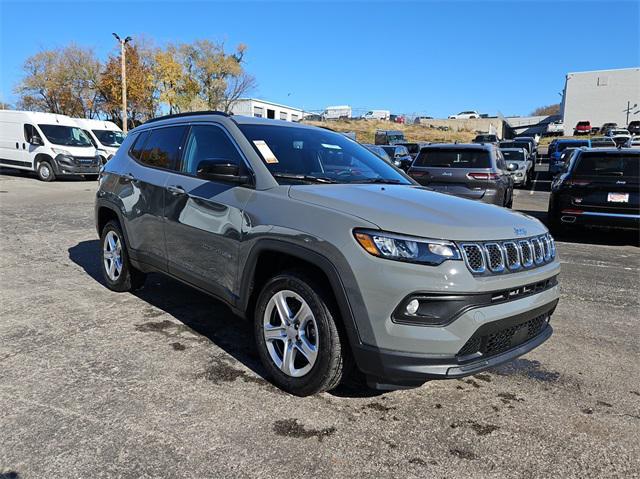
<box><xmin>36</xmin><ymin>161</ymin><xmax>55</xmax><ymax>182</ymax></box>
<box><xmin>100</xmin><ymin>220</ymin><xmax>146</xmax><ymax>292</ymax></box>
<box><xmin>254</xmin><ymin>271</ymin><xmax>348</xmax><ymax>396</ymax></box>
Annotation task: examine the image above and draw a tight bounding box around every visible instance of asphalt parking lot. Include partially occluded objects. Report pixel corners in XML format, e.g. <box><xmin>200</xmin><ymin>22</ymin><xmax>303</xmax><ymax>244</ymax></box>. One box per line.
<box><xmin>1</xmin><ymin>166</ymin><xmax>639</xmax><ymax>479</ymax></box>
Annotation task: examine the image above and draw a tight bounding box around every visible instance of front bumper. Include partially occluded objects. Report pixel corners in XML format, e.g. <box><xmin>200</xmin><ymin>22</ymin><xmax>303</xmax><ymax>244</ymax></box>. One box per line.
<box><xmin>355</xmin><ymin>299</ymin><xmax>557</xmax><ymax>389</ymax></box>
<box><xmin>53</xmin><ymin>155</ymin><xmax>101</xmax><ymax>175</ymax></box>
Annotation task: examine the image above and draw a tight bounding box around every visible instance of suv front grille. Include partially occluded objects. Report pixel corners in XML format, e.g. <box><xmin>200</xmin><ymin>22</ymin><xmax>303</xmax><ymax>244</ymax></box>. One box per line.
<box><xmin>459</xmin><ymin>234</ymin><xmax>555</xmax><ymax>276</ymax></box>
<box><xmin>462</xmin><ymin>244</ymin><xmax>485</xmax><ymax>273</ymax></box>
<box><xmin>457</xmin><ymin>312</ymin><xmax>550</xmax><ymax>359</ymax></box>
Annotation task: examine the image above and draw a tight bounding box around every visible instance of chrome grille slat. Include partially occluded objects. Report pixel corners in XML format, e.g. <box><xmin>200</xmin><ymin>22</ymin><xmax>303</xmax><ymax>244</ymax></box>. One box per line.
<box><xmin>459</xmin><ymin>234</ymin><xmax>555</xmax><ymax>276</ymax></box>
<box><xmin>461</xmin><ymin>244</ymin><xmax>485</xmax><ymax>273</ymax></box>
<box><xmin>484</xmin><ymin>243</ymin><xmax>505</xmax><ymax>272</ymax></box>
<box><xmin>503</xmin><ymin>242</ymin><xmax>521</xmax><ymax>270</ymax></box>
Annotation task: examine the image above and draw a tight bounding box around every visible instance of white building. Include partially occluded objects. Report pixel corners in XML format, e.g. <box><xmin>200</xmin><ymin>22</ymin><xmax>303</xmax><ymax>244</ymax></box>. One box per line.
<box><xmin>230</xmin><ymin>98</ymin><xmax>303</xmax><ymax>122</ymax></box>
<box><xmin>561</xmin><ymin>67</ymin><xmax>640</xmax><ymax>135</ymax></box>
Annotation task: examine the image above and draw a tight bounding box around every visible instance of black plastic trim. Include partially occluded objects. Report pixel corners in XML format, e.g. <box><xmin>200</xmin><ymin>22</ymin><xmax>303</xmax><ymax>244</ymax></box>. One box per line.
<box><xmin>391</xmin><ymin>275</ymin><xmax>558</xmax><ymax>326</ymax></box>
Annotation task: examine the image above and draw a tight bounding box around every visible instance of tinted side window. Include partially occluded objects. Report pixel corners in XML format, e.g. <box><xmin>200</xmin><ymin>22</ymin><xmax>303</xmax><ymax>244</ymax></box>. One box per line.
<box><xmin>130</xmin><ymin>130</ymin><xmax>150</xmax><ymax>160</ymax></box>
<box><xmin>182</xmin><ymin>125</ymin><xmax>242</xmax><ymax>176</ymax></box>
<box><xmin>139</xmin><ymin>126</ymin><xmax>187</xmax><ymax>170</ymax></box>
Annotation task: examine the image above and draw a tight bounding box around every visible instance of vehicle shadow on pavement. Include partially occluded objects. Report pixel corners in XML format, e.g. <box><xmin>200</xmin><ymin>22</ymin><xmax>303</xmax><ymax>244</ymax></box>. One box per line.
<box><xmin>68</xmin><ymin>240</ymin><xmax>378</xmax><ymax>397</ymax></box>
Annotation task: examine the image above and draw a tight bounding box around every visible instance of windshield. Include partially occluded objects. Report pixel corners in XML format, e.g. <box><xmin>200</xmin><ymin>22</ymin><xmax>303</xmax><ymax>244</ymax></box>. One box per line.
<box><xmin>558</xmin><ymin>141</ymin><xmax>589</xmax><ymax>152</ymax></box>
<box><xmin>502</xmin><ymin>150</ymin><xmax>525</xmax><ymax>162</ymax></box>
<box><xmin>38</xmin><ymin>124</ymin><xmax>93</xmax><ymax>147</ymax></box>
<box><xmin>414</xmin><ymin>148</ymin><xmax>491</xmax><ymax>168</ymax></box>
<box><xmin>92</xmin><ymin>129</ymin><xmax>126</xmax><ymax>147</ymax></box>
<box><xmin>574</xmin><ymin>153</ymin><xmax>639</xmax><ymax>177</ymax></box>
<box><xmin>238</xmin><ymin>124</ymin><xmax>412</xmax><ymax>185</ymax></box>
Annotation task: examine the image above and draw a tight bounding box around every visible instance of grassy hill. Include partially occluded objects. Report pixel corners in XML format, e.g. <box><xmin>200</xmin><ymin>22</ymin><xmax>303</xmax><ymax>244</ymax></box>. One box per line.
<box><xmin>303</xmin><ymin>119</ymin><xmax>476</xmax><ymax>144</ymax></box>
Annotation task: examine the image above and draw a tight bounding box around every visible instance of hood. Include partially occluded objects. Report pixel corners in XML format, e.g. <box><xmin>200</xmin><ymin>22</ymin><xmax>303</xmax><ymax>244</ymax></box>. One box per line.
<box><xmin>288</xmin><ymin>184</ymin><xmax>546</xmax><ymax>241</ymax></box>
<box><xmin>52</xmin><ymin>145</ymin><xmax>97</xmax><ymax>157</ymax></box>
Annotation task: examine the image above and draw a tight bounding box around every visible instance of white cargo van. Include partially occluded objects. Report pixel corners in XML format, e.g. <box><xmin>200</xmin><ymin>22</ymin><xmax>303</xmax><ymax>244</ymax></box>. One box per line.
<box><xmin>321</xmin><ymin>105</ymin><xmax>352</xmax><ymax>120</ymax></box>
<box><xmin>362</xmin><ymin>110</ymin><xmax>390</xmax><ymax>121</ymax></box>
<box><xmin>0</xmin><ymin>110</ymin><xmax>100</xmax><ymax>181</ymax></box>
<box><xmin>73</xmin><ymin>118</ymin><xmax>126</xmax><ymax>163</ymax></box>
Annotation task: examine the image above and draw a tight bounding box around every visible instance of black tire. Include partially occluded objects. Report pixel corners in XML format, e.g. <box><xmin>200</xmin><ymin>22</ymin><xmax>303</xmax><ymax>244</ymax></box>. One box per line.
<box><xmin>254</xmin><ymin>271</ymin><xmax>348</xmax><ymax>396</ymax></box>
<box><xmin>36</xmin><ymin>161</ymin><xmax>55</xmax><ymax>182</ymax></box>
<box><xmin>100</xmin><ymin>220</ymin><xmax>146</xmax><ymax>292</ymax></box>
<box><xmin>84</xmin><ymin>174</ymin><xmax>99</xmax><ymax>181</ymax></box>
<box><xmin>505</xmin><ymin>190</ymin><xmax>513</xmax><ymax>209</ymax></box>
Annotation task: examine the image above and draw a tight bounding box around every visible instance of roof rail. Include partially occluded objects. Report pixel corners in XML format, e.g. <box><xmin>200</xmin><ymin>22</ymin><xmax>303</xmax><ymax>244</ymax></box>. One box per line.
<box><xmin>144</xmin><ymin>110</ymin><xmax>230</xmax><ymax>124</ymax></box>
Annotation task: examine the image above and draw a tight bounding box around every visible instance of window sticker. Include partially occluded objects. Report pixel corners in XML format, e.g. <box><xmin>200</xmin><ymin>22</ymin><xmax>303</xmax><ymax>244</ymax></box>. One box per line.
<box><xmin>253</xmin><ymin>140</ymin><xmax>279</xmax><ymax>164</ymax></box>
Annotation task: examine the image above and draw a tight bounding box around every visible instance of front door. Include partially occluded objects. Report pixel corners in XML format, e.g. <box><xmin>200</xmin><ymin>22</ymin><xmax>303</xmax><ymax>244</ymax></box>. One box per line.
<box><xmin>163</xmin><ymin>123</ymin><xmax>252</xmax><ymax>303</ymax></box>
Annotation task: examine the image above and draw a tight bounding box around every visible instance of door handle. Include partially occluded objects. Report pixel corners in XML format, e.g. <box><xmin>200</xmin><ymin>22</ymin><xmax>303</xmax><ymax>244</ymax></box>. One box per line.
<box><xmin>167</xmin><ymin>185</ymin><xmax>186</xmax><ymax>195</ymax></box>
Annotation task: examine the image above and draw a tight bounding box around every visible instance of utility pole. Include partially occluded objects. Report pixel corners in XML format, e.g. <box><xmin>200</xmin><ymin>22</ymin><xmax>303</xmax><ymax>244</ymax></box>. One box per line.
<box><xmin>624</xmin><ymin>101</ymin><xmax>638</xmax><ymax>126</ymax></box>
<box><xmin>112</xmin><ymin>33</ymin><xmax>132</xmax><ymax>132</ymax></box>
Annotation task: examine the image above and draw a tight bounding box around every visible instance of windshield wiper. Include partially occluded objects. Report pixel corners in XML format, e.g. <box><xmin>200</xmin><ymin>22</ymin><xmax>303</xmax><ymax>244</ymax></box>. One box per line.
<box><xmin>351</xmin><ymin>178</ymin><xmax>403</xmax><ymax>184</ymax></box>
<box><xmin>271</xmin><ymin>172</ymin><xmax>337</xmax><ymax>184</ymax></box>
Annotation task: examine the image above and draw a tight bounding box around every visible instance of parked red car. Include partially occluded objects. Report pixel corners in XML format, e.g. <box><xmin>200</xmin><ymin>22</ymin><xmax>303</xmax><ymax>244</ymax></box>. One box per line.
<box><xmin>573</xmin><ymin>121</ymin><xmax>591</xmax><ymax>135</ymax></box>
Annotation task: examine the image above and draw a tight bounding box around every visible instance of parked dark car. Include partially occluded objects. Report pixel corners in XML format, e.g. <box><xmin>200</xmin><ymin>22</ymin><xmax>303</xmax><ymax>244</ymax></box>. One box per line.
<box><xmin>408</xmin><ymin>143</ymin><xmax>514</xmax><ymax>207</ymax></box>
<box><xmin>397</xmin><ymin>142</ymin><xmax>430</xmax><ymax>159</ymax></box>
<box><xmin>590</xmin><ymin>137</ymin><xmax>616</xmax><ymax>148</ymax></box>
<box><xmin>548</xmin><ymin>148</ymin><xmax>639</xmax><ymax>232</ymax></box>
<box><xmin>628</xmin><ymin>121</ymin><xmax>640</xmax><ymax>135</ymax></box>
<box><xmin>375</xmin><ymin>129</ymin><xmax>405</xmax><ymax>145</ymax></box>
<box><xmin>574</xmin><ymin>121</ymin><xmax>591</xmax><ymax>135</ymax></box>
<box><xmin>381</xmin><ymin>145</ymin><xmax>413</xmax><ymax>170</ymax></box>
<box><xmin>548</xmin><ymin>139</ymin><xmax>591</xmax><ymax>175</ymax></box>
<box><xmin>362</xmin><ymin>143</ymin><xmax>392</xmax><ymax>163</ymax></box>
<box><xmin>473</xmin><ymin>134</ymin><xmax>499</xmax><ymax>144</ymax></box>
<box><xmin>599</xmin><ymin>122</ymin><xmax>617</xmax><ymax>134</ymax></box>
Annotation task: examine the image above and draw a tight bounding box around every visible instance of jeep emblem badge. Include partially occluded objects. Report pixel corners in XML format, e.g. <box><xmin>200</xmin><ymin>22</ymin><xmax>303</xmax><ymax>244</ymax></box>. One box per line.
<box><xmin>514</xmin><ymin>227</ymin><xmax>527</xmax><ymax>236</ymax></box>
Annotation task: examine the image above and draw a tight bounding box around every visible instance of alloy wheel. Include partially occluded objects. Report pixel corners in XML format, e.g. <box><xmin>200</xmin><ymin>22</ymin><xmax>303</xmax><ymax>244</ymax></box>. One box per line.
<box><xmin>263</xmin><ymin>290</ymin><xmax>319</xmax><ymax>377</ymax></box>
<box><xmin>103</xmin><ymin>230</ymin><xmax>123</xmax><ymax>281</ymax></box>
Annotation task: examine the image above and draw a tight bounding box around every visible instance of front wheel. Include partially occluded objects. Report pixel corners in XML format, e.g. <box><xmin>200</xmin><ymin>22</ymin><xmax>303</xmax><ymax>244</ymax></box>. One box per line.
<box><xmin>36</xmin><ymin>161</ymin><xmax>55</xmax><ymax>182</ymax></box>
<box><xmin>254</xmin><ymin>272</ymin><xmax>348</xmax><ymax>396</ymax></box>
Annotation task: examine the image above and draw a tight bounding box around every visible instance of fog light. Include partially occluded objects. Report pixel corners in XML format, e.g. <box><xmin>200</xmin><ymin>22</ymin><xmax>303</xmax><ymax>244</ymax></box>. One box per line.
<box><xmin>406</xmin><ymin>299</ymin><xmax>419</xmax><ymax>315</ymax></box>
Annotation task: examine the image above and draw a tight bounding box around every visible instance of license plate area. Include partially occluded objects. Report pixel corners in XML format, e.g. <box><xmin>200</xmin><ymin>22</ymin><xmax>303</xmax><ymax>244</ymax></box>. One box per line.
<box><xmin>608</xmin><ymin>192</ymin><xmax>629</xmax><ymax>203</ymax></box>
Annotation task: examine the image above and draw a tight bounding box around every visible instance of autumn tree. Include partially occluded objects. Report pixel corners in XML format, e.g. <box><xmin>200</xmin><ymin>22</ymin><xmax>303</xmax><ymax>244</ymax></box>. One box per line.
<box><xmin>15</xmin><ymin>45</ymin><xmax>101</xmax><ymax>117</ymax></box>
<box><xmin>154</xmin><ymin>45</ymin><xmax>199</xmax><ymax>114</ymax></box>
<box><xmin>99</xmin><ymin>43</ymin><xmax>156</xmax><ymax>127</ymax></box>
<box><xmin>531</xmin><ymin>104</ymin><xmax>561</xmax><ymax>116</ymax></box>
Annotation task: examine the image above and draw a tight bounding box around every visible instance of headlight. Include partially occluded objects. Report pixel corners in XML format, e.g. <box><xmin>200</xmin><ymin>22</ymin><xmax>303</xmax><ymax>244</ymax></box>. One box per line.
<box><xmin>52</xmin><ymin>148</ymin><xmax>71</xmax><ymax>156</ymax></box>
<box><xmin>354</xmin><ymin>229</ymin><xmax>461</xmax><ymax>266</ymax></box>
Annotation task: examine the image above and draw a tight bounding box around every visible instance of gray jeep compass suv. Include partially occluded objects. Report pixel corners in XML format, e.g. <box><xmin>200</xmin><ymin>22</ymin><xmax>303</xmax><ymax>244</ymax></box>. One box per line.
<box><xmin>95</xmin><ymin>112</ymin><xmax>560</xmax><ymax>396</ymax></box>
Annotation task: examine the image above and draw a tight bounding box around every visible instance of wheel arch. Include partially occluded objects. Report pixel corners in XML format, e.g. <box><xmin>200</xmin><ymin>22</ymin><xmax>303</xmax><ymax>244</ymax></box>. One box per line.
<box><xmin>239</xmin><ymin>240</ymin><xmax>364</xmax><ymax>349</ymax></box>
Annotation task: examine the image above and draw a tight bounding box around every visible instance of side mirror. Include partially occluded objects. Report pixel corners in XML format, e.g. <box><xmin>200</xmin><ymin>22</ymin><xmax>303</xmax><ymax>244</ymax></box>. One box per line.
<box><xmin>196</xmin><ymin>159</ymin><xmax>251</xmax><ymax>185</ymax></box>
<box><xmin>30</xmin><ymin>136</ymin><xmax>43</xmax><ymax>146</ymax></box>
<box><xmin>507</xmin><ymin>163</ymin><xmax>518</xmax><ymax>172</ymax></box>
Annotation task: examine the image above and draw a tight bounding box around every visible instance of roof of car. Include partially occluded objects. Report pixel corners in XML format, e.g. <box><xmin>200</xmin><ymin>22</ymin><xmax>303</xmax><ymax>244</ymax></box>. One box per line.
<box><xmin>423</xmin><ymin>142</ymin><xmax>493</xmax><ymax>150</ymax></box>
<box><xmin>580</xmin><ymin>147</ymin><xmax>640</xmax><ymax>154</ymax></box>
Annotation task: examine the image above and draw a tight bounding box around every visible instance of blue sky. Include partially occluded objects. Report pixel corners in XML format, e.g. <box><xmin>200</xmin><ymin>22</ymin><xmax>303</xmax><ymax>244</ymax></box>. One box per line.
<box><xmin>1</xmin><ymin>0</ymin><xmax>638</xmax><ymax>117</ymax></box>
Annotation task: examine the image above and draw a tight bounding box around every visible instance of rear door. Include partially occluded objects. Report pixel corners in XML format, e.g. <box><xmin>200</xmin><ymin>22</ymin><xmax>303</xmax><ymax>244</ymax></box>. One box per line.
<box><xmin>123</xmin><ymin>125</ymin><xmax>188</xmax><ymax>269</ymax></box>
<box><xmin>409</xmin><ymin>147</ymin><xmax>491</xmax><ymax>200</ymax></box>
<box><xmin>163</xmin><ymin>123</ymin><xmax>253</xmax><ymax>303</ymax></box>
<box><xmin>568</xmin><ymin>152</ymin><xmax>639</xmax><ymax>215</ymax></box>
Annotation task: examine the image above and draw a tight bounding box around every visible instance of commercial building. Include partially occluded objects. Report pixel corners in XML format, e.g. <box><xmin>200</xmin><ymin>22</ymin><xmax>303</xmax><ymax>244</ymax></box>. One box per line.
<box><xmin>561</xmin><ymin>67</ymin><xmax>640</xmax><ymax>135</ymax></box>
<box><xmin>230</xmin><ymin>98</ymin><xmax>303</xmax><ymax>122</ymax></box>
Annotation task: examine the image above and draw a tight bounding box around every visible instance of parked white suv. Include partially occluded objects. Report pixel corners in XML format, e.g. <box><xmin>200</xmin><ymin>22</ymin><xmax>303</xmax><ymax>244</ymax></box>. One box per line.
<box><xmin>0</xmin><ymin>110</ymin><xmax>100</xmax><ymax>181</ymax></box>
<box><xmin>74</xmin><ymin>118</ymin><xmax>126</xmax><ymax>164</ymax></box>
<box><xmin>449</xmin><ymin>111</ymin><xmax>480</xmax><ymax>119</ymax></box>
